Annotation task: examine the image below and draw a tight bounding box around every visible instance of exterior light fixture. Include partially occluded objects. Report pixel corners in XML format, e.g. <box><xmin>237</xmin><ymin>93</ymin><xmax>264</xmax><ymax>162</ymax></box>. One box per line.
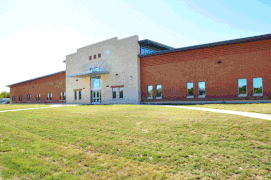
<box><xmin>76</xmin><ymin>79</ymin><xmax>78</xmax><ymax>81</ymax></box>
<box><xmin>217</xmin><ymin>61</ymin><xmax>222</xmax><ymax>64</ymax></box>
<box><xmin>106</xmin><ymin>85</ymin><xmax>109</xmax><ymax>87</ymax></box>
<box><xmin>116</xmin><ymin>74</ymin><xmax>118</xmax><ymax>76</ymax></box>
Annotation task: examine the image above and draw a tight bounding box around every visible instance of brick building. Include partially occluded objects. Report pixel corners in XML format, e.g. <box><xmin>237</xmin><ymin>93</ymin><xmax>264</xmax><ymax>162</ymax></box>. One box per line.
<box><xmin>7</xmin><ymin>33</ymin><xmax>271</xmax><ymax>104</ymax></box>
<box><xmin>8</xmin><ymin>71</ymin><xmax>66</xmax><ymax>104</ymax></box>
<box><xmin>140</xmin><ymin>34</ymin><xmax>271</xmax><ymax>104</ymax></box>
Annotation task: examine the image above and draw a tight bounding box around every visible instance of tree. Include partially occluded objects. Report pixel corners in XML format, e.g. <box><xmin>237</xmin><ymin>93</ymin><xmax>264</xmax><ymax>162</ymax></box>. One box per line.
<box><xmin>0</xmin><ymin>91</ymin><xmax>10</xmax><ymax>98</ymax></box>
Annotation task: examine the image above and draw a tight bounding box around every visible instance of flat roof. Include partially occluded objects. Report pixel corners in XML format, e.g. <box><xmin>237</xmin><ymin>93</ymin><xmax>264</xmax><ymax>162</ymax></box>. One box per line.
<box><xmin>139</xmin><ymin>39</ymin><xmax>175</xmax><ymax>50</ymax></box>
<box><xmin>6</xmin><ymin>70</ymin><xmax>66</xmax><ymax>87</ymax></box>
<box><xmin>138</xmin><ymin>33</ymin><xmax>271</xmax><ymax>57</ymax></box>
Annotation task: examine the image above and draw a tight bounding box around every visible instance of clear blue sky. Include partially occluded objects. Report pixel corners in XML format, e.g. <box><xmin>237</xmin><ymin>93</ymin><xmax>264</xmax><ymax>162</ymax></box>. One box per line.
<box><xmin>1</xmin><ymin>0</ymin><xmax>270</xmax><ymax>92</ymax></box>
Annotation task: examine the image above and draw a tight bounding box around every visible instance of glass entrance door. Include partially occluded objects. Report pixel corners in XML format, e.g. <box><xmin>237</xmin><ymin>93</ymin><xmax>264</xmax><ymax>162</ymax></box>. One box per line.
<box><xmin>91</xmin><ymin>77</ymin><xmax>101</xmax><ymax>104</ymax></box>
<box><xmin>91</xmin><ymin>90</ymin><xmax>101</xmax><ymax>104</ymax></box>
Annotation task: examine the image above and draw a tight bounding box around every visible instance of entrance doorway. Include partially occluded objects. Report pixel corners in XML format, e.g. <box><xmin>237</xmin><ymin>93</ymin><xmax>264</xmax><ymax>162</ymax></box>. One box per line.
<box><xmin>91</xmin><ymin>77</ymin><xmax>101</xmax><ymax>104</ymax></box>
<box><xmin>91</xmin><ymin>90</ymin><xmax>101</xmax><ymax>104</ymax></box>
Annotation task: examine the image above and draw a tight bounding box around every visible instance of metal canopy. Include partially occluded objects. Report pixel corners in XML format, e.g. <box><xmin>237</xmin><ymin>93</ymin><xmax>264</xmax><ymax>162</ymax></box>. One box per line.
<box><xmin>66</xmin><ymin>70</ymin><xmax>109</xmax><ymax>78</ymax></box>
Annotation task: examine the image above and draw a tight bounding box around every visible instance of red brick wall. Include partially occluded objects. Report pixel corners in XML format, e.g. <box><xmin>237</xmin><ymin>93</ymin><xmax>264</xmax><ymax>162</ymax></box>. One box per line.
<box><xmin>10</xmin><ymin>72</ymin><xmax>66</xmax><ymax>104</ymax></box>
<box><xmin>140</xmin><ymin>39</ymin><xmax>271</xmax><ymax>102</ymax></box>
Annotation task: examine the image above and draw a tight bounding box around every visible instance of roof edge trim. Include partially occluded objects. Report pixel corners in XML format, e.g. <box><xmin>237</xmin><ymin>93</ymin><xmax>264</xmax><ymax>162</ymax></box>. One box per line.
<box><xmin>138</xmin><ymin>33</ymin><xmax>271</xmax><ymax>58</ymax></box>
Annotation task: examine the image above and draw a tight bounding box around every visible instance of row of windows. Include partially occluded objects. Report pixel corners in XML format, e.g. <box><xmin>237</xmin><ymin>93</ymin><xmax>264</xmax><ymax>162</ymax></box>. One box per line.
<box><xmin>89</xmin><ymin>53</ymin><xmax>101</xmax><ymax>60</ymax></box>
<box><xmin>148</xmin><ymin>85</ymin><xmax>162</xmax><ymax>99</ymax></box>
<box><xmin>74</xmin><ymin>90</ymin><xmax>82</xmax><ymax>100</ymax></box>
<box><xmin>12</xmin><ymin>92</ymin><xmax>66</xmax><ymax>102</ymax></box>
<box><xmin>140</xmin><ymin>47</ymin><xmax>157</xmax><ymax>55</ymax></box>
<box><xmin>147</xmin><ymin>77</ymin><xmax>264</xmax><ymax>99</ymax></box>
<box><xmin>112</xmin><ymin>87</ymin><xmax>123</xmax><ymax>99</ymax></box>
<box><xmin>238</xmin><ymin>77</ymin><xmax>263</xmax><ymax>96</ymax></box>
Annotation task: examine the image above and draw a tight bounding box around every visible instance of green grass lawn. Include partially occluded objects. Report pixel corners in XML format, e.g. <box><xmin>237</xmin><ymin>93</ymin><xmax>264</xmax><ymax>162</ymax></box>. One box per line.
<box><xmin>0</xmin><ymin>104</ymin><xmax>49</xmax><ymax>111</ymax></box>
<box><xmin>192</xmin><ymin>104</ymin><xmax>271</xmax><ymax>114</ymax></box>
<box><xmin>0</xmin><ymin>105</ymin><xmax>270</xmax><ymax>179</ymax></box>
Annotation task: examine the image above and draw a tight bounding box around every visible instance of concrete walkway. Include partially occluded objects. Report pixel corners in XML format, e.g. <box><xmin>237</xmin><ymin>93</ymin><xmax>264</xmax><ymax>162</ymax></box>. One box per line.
<box><xmin>0</xmin><ymin>104</ymin><xmax>80</xmax><ymax>113</ymax></box>
<box><xmin>158</xmin><ymin>105</ymin><xmax>271</xmax><ymax>121</ymax></box>
<box><xmin>0</xmin><ymin>107</ymin><xmax>50</xmax><ymax>113</ymax></box>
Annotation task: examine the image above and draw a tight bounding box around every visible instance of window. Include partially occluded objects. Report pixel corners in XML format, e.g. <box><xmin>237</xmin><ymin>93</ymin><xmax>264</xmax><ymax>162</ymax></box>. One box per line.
<box><xmin>63</xmin><ymin>92</ymin><xmax>66</xmax><ymax>101</ymax></box>
<box><xmin>91</xmin><ymin>78</ymin><xmax>101</xmax><ymax>88</ymax></box>
<box><xmin>47</xmin><ymin>93</ymin><xmax>49</xmax><ymax>101</ymax></box>
<box><xmin>238</xmin><ymin>79</ymin><xmax>247</xmax><ymax>97</ymax></box>
<box><xmin>60</xmin><ymin>92</ymin><xmax>62</xmax><ymax>101</ymax></box>
<box><xmin>119</xmin><ymin>87</ymin><xmax>123</xmax><ymax>99</ymax></box>
<box><xmin>93</xmin><ymin>66</ymin><xmax>101</xmax><ymax>71</ymax></box>
<box><xmin>147</xmin><ymin>85</ymin><xmax>153</xmax><ymax>99</ymax></box>
<box><xmin>74</xmin><ymin>91</ymin><xmax>77</xmax><ymax>100</ymax></box>
<box><xmin>89</xmin><ymin>56</ymin><xmax>92</xmax><ymax>60</ymax></box>
<box><xmin>112</xmin><ymin>88</ymin><xmax>116</xmax><ymax>99</ymax></box>
<box><xmin>79</xmin><ymin>91</ymin><xmax>82</xmax><ymax>100</ymax></box>
<box><xmin>156</xmin><ymin>85</ymin><xmax>162</xmax><ymax>99</ymax></box>
<box><xmin>27</xmin><ymin>94</ymin><xmax>31</xmax><ymax>102</ymax></box>
<box><xmin>19</xmin><ymin>96</ymin><xmax>22</xmax><ymax>102</ymax></box>
<box><xmin>50</xmin><ymin>93</ymin><xmax>52</xmax><ymax>101</ymax></box>
<box><xmin>253</xmin><ymin>77</ymin><xmax>263</xmax><ymax>96</ymax></box>
<box><xmin>98</xmin><ymin>53</ymin><xmax>101</xmax><ymax>58</ymax></box>
<box><xmin>94</xmin><ymin>55</ymin><xmax>96</xmax><ymax>59</ymax></box>
<box><xmin>36</xmin><ymin>94</ymin><xmax>40</xmax><ymax>103</ymax></box>
<box><xmin>198</xmin><ymin>82</ymin><xmax>206</xmax><ymax>98</ymax></box>
<box><xmin>12</xmin><ymin>96</ymin><xmax>15</xmax><ymax>102</ymax></box>
<box><xmin>140</xmin><ymin>47</ymin><xmax>157</xmax><ymax>55</ymax></box>
<box><xmin>187</xmin><ymin>82</ymin><xmax>194</xmax><ymax>98</ymax></box>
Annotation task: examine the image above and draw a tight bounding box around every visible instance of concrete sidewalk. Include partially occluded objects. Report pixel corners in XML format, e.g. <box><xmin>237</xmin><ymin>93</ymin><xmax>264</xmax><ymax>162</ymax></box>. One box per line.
<box><xmin>0</xmin><ymin>104</ymin><xmax>80</xmax><ymax>113</ymax></box>
<box><xmin>158</xmin><ymin>105</ymin><xmax>271</xmax><ymax>121</ymax></box>
<box><xmin>0</xmin><ymin>107</ymin><xmax>50</xmax><ymax>113</ymax></box>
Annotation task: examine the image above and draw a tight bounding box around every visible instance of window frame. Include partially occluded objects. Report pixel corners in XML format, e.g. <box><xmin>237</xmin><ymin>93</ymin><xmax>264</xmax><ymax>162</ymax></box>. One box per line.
<box><xmin>89</xmin><ymin>56</ymin><xmax>92</xmax><ymax>60</ymax></box>
<box><xmin>112</xmin><ymin>88</ymin><xmax>117</xmax><ymax>99</ymax></box>
<box><xmin>187</xmin><ymin>82</ymin><xmax>194</xmax><ymax>98</ymax></box>
<box><xmin>74</xmin><ymin>91</ymin><xmax>77</xmax><ymax>100</ymax></box>
<box><xmin>36</xmin><ymin>94</ymin><xmax>39</xmax><ymax>102</ymax></box>
<box><xmin>119</xmin><ymin>87</ymin><xmax>123</xmax><ymax>99</ymax></box>
<box><xmin>238</xmin><ymin>78</ymin><xmax>247</xmax><ymax>97</ymax></box>
<box><xmin>253</xmin><ymin>77</ymin><xmax>263</xmax><ymax>96</ymax></box>
<box><xmin>98</xmin><ymin>53</ymin><xmax>101</xmax><ymax>58</ymax></box>
<box><xmin>63</xmin><ymin>92</ymin><xmax>66</xmax><ymax>101</ymax></box>
<box><xmin>147</xmin><ymin>85</ymin><xmax>153</xmax><ymax>99</ymax></box>
<box><xmin>198</xmin><ymin>82</ymin><xmax>206</xmax><ymax>98</ymax></box>
<box><xmin>27</xmin><ymin>94</ymin><xmax>31</xmax><ymax>102</ymax></box>
<box><xmin>60</xmin><ymin>92</ymin><xmax>62</xmax><ymax>101</ymax></box>
<box><xmin>47</xmin><ymin>93</ymin><xmax>49</xmax><ymax>101</ymax></box>
<box><xmin>79</xmin><ymin>90</ymin><xmax>82</xmax><ymax>100</ymax></box>
<box><xmin>156</xmin><ymin>84</ymin><xmax>162</xmax><ymax>99</ymax></box>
